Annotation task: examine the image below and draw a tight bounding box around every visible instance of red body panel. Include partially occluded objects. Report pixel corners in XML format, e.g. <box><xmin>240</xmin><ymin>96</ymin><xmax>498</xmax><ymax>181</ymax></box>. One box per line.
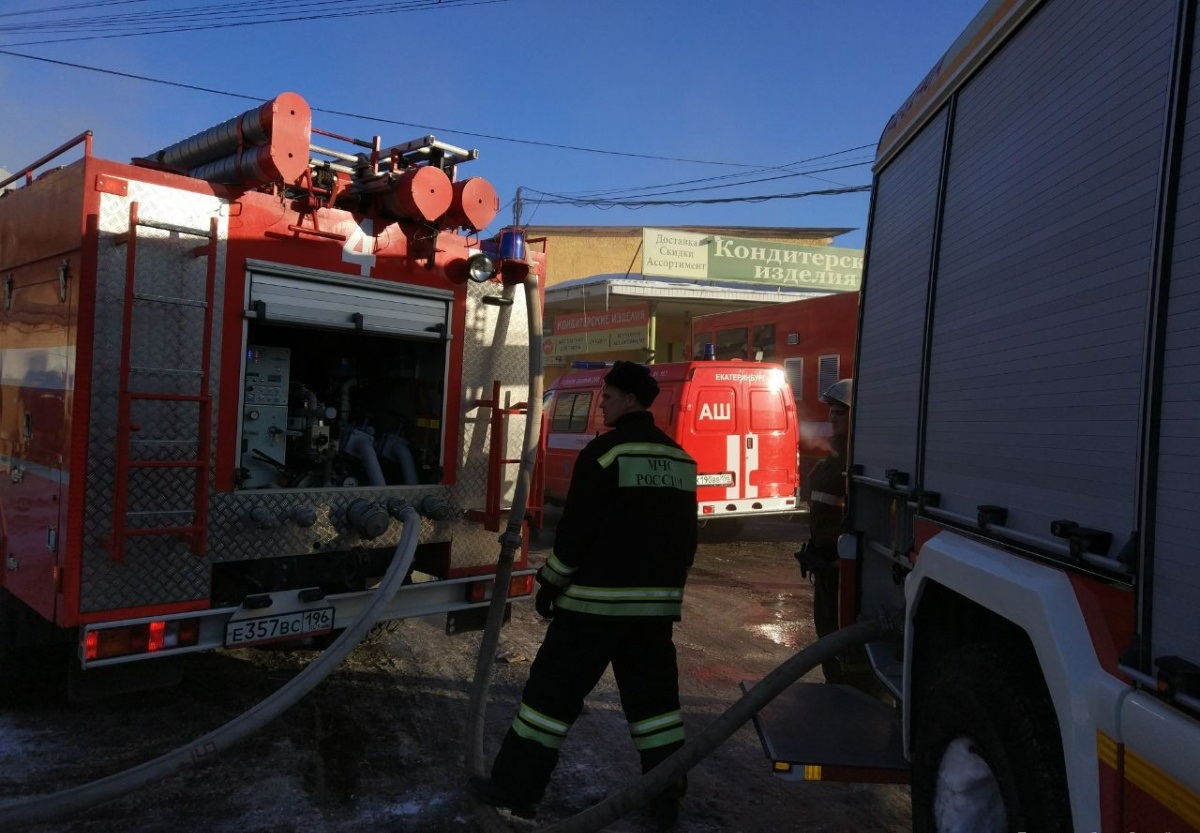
<box><xmin>688</xmin><ymin>292</ymin><xmax>858</xmax><ymax>475</ymax></box>
<box><xmin>1</xmin><ymin>142</ymin><xmax>512</xmax><ymax>629</ymax></box>
<box><xmin>542</xmin><ymin>361</ymin><xmax>798</xmax><ymax>515</ymax></box>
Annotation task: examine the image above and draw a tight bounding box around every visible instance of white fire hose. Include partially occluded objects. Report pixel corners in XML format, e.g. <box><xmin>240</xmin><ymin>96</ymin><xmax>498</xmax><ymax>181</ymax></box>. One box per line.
<box><xmin>458</xmin><ymin>274</ymin><xmax>894</xmax><ymax>833</ymax></box>
<box><xmin>0</xmin><ymin>504</ymin><xmax>423</xmax><ymax>830</ymax></box>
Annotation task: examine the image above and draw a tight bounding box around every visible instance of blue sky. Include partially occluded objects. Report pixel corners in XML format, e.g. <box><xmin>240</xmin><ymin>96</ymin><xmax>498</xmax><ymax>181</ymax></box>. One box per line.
<box><xmin>0</xmin><ymin>1</ymin><xmax>981</xmax><ymax>248</ymax></box>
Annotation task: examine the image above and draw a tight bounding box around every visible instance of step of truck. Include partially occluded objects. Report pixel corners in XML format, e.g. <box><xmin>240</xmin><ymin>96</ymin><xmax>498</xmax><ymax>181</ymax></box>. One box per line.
<box><xmin>743</xmin><ymin>680</ymin><xmax>909</xmax><ymax>783</ymax></box>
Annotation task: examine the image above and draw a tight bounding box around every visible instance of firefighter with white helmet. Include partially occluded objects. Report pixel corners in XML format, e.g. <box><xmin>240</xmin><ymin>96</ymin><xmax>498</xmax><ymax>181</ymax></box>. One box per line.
<box><xmin>795</xmin><ymin>379</ymin><xmax>852</xmax><ymax>683</ymax></box>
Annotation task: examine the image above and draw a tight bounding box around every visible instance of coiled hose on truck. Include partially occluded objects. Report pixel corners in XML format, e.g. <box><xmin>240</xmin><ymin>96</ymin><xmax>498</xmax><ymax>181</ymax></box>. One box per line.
<box><xmin>0</xmin><ymin>503</ymin><xmax>424</xmax><ymax>830</ymax></box>
<box><xmin>458</xmin><ymin>274</ymin><xmax>893</xmax><ymax>832</ymax></box>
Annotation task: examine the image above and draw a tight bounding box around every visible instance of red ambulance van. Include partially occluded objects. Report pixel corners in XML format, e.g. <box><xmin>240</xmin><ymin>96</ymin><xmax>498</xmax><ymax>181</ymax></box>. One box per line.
<box><xmin>542</xmin><ymin>361</ymin><xmax>799</xmax><ymax>535</ymax></box>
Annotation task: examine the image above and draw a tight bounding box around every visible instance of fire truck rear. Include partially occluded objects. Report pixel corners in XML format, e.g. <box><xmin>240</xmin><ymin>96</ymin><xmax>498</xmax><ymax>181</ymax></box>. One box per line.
<box><xmin>0</xmin><ymin>93</ymin><xmax>540</xmax><ymax>695</ymax></box>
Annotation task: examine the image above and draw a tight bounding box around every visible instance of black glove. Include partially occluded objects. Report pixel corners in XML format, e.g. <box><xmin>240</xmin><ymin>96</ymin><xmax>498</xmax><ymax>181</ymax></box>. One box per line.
<box><xmin>794</xmin><ymin>541</ymin><xmax>836</xmax><ymax>578</ymax></box>
<box><xmin>535</xmin><ymin>583</ymin><xmax>562</xmax><ymax>619</ymax></box>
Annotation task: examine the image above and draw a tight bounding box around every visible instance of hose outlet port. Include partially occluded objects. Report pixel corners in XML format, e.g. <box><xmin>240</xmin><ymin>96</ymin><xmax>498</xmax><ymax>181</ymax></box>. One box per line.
<box><xmin>347</xmin><ymin>499</ymin><xmax>390</xmax><ymax>539</ymax></box>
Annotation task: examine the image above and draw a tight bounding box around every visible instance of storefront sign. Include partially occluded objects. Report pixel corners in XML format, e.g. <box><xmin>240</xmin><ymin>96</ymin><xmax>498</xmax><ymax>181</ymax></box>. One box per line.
<box><xmin>641</xmin><ymin>228</ymin><xmax>862</xmax><ymax>292</ymax></box>
<box><xmin>545</xmin><ymin>303</ymin><xmax>649</xmax><ymax>357</ymax></box>
<box><xmin>641</xmin><ymin>229</ymin><xmax>710</xmax><ymax>278</ymax></box>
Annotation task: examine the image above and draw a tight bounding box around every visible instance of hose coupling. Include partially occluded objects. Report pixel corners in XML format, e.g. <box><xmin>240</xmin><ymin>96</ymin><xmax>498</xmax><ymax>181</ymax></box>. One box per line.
<box><xmin>418</xmin><ymin>494</ymin><xmax>454</xmax><ymax>521</ymax></box>
<box><xmin>347</xmin><ymin>499</ymin><xmax>390</xmax><ymax>539</ymax></box>
<box><xmin>248</xmin><ymin>505</ymin><xmax>280</xmax><ymax>531</ymax></box>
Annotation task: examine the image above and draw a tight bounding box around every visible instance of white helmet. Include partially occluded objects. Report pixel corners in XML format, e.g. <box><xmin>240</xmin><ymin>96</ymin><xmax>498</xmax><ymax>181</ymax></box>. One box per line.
<box><xmin>820</xmin><ymin>378</ymin><xmax>852</xmax><ymax>409</ymax></box>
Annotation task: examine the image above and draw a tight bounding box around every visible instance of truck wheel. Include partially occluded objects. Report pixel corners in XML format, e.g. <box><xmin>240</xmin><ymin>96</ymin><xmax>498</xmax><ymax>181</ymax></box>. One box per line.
<box><xmin>911</xmin><ymin>643</ymin><xmax>1072</xmax><ymax>833</ymax></box>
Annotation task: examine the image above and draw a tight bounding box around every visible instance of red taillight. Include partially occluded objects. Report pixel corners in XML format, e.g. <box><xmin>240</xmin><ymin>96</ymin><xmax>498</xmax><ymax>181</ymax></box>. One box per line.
<box><xmin>148</xmin><ymin>620</ymin><xmax>166</xmax><ymax>652</ymax></box>
<box><xmin>85</xmin><ymin>618</ymin><xmax>202</xmax><ymax>661</ymax></box>
<box><xmin>175</xmin><ymin>618</ymin><xmax>200</xmax><ymax>646</ymax></box>
<box><xmin>701</xmin><ymin>505</ymin><xmax>715</xmax><ymax>515</ymax></box>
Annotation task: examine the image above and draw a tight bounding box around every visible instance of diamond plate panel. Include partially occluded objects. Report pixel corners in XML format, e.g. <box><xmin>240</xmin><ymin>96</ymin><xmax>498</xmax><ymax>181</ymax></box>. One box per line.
<box><xmin>82</xmin><ymin>187</ymin><xmax>537</xmax><ymax>610</ymax></box>
<box><xmin>81</xmin><ymin>181</ymin><xmax>226</xmax><ymax>613</ymax></box>
<box><xmin>453</xmin><ymin>280</ymin><xmax>535</xmax><ymax>569</ymax></box>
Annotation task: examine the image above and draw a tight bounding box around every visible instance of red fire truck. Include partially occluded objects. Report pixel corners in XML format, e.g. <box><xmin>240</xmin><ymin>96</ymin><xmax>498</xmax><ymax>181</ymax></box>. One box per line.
<box><xmin>0</xmin><ymin>93</ymin><xmax>541</xmax><ymax>696</ymax></box>
<box><xmin>752</xmin><ymin>2</ymin><xmax>1200</xmax><ymax>831</ymax></box>
<box><xmin>542</xmin><ymin>360</ymin><xmax>799</xmax><ymax>536</ymax></box>
<box><xmin>688</xmin><ymin>292</ymin><xmax>857</xmax><ymax>477</ymax></box>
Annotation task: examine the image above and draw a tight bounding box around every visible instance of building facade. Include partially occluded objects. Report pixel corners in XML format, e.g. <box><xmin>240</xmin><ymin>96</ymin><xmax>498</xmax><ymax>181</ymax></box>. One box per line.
<box><xmin>524</xmin><ymin>224</ymin><xmax>861</xmax><ymax>380</ymax></box>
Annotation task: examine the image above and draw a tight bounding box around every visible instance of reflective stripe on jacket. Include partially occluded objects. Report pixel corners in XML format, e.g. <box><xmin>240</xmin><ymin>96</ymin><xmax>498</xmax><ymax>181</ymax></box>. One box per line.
<box><xmin>542</xmin><ymin>410</ymin><xmax>698</xmax><ymax>620</ymax></box>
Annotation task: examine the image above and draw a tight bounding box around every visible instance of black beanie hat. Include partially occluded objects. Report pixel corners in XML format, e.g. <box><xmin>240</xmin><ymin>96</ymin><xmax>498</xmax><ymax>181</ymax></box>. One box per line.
<box><xmin>604</xmin><ymin>361</ymin><xmax>659</xmax><ymax>407</ymax></box>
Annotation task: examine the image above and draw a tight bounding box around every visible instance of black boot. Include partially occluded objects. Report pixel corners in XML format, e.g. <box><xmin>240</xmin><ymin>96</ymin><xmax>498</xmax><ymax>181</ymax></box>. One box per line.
<box><xmin>467</xmin><ymin>775</ymin><xmax>538</xmax><ymax>820</ymax></box>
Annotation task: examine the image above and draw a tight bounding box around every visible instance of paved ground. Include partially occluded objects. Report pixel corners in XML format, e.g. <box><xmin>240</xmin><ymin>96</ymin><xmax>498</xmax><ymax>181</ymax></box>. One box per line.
<box><xmin>0</xmin><ymin>514</ymin><xmax>911</xmax><ymax>832</ymax></box>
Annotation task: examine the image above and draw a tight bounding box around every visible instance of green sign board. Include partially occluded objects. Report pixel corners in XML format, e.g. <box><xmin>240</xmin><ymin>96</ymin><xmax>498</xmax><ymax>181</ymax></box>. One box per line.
<box><xmin>641</xmin><ymin>229</ymin><xmax>862</xmax><ymax>292</ymax></box>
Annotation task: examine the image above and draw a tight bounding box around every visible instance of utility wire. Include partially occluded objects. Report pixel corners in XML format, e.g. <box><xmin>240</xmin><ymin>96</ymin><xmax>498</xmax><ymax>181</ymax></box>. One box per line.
<box><xmin>524</xmin><ymin>184</ymin><xmax>872</xmax><ymax>209</ymax></box>
<box><xmin>1</xmin><ymin>0</ymin><xmax>460</xmax><ymax>30</ymax></box>
<box><xmin>0</xmin><ymin>48</ymin><xmax>837</xmax><ymax>169</ymax></box>
<box><xmin>543</xmin><ymin>159</ymin><xmax>873</xmax><ymax>202</ymax></box>
<box><xmin>0</xmin><ymin>0</ymin><xmax>509</xmax><ymax>45</ymax></box>
<box><xmin>0</xmin><ymin>20</ymin><xmax>880</xmax><ymax>203</ymax></box>
<box><xmin>0</xmin><ymin>0</ymin><xmax>154</xmax><ymax>16</ymax></box>
<box><xmin>562</xmin><ymin>144</ymin><xmax>876</xmax><ymax>199</ymax></box>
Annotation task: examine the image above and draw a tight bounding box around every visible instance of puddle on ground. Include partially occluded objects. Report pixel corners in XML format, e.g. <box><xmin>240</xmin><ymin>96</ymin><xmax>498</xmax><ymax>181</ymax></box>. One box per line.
<box><xmin>743</xmin><ymin>593</ymin><xmax>806</xmax><ymax>649</ymax></box>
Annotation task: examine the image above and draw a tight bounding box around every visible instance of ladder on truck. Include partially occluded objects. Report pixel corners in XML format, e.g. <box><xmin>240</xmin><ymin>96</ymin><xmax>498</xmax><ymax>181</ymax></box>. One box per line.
<box><xmin>104</xmin><ymin>203</ymin><xmax>217</xmax><ymax>561</ymax></box>
<box><xmin>467</xmin><ymin>380</ymin><xmax>545</xmax><ymax>532</ymax></box>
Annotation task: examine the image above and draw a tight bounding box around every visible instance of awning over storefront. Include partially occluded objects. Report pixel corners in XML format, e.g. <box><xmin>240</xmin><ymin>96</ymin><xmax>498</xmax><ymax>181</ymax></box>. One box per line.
<box><xmin>544</xmin><ymin>272</ymin><xmax>827</xmax><ymax>319</ymax></box>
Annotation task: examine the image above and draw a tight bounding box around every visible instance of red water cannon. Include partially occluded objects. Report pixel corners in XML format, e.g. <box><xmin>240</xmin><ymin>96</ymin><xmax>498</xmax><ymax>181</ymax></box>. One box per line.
<box><xmin>141</xmin><ymin>92</ymin><xmax>312</xmax><ymax>187</ymax></box>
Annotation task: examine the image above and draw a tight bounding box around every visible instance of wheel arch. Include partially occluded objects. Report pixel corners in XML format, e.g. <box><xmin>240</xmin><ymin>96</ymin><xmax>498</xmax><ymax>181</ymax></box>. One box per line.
<box><xmin>904</xmin><ymin>531</ymin><xmax>1128</xmax><ymax>833</ymax></box>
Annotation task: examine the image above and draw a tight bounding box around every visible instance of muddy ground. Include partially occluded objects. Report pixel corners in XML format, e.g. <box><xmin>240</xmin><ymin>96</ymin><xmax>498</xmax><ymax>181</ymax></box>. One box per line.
<box><xmin>0</xmin><ymin>515</ymin><xmax>910</xmax><ymax>832</ymax></box>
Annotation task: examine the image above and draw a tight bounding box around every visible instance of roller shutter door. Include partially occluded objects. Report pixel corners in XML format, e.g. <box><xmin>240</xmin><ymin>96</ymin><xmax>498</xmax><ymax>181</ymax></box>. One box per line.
<box><xmin>922</xmin><ymin>0</ymin><xmax>1175</xmax><ymax>552</ymax></box>
<box><xmin>1156</xmin><ymin>6</ymin><xmax>1200</xmax><ymax>668</ymax></box>
<box><xmin>247</xmin><ymin>269</ymin><xmax>450</xmax><ymax>339</ymax></box>
<box><xmin>853</xmin><ymin>108</ymin><xmax>947</xmax><ymax>482</ymax></box>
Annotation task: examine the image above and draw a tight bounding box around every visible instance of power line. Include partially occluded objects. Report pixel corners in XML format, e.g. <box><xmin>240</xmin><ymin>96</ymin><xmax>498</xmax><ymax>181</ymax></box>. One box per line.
<box><xmin>524</xmin><ymin>184</ymin><xmax>872</xmax><ymax>209</ymax></box>
<box><xmin>0</xmin><ymin>0</ymin><xmax>508</xmax><ymax>45</ymax></box>
<box><xmin>560</xmin><ymin>144</ymin><xmax>876</xmax><ymax>199</ymax></box>
<box><xmin>0</xmin><ymin>48</ymin><xmax>845</xmax><ymax>168</ymax></box>
<box><xmin>0</xmin><ymin>0</ymin><xmax>154</xmax><ymax>18</ymax></box>
<box><xmin>543</xmin><ymin>159</ymin><xmax>873</xmax><ymax>202</ymax></box>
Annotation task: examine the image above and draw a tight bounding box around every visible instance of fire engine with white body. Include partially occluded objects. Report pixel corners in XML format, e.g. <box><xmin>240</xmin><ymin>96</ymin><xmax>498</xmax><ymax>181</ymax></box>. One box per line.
<box><xmin>0</xmin><ymin>93</ymin><xmax>542</xmax><ymax>697</ymax></box>
<box><xmin>751</xmin><ymin>1</ymin><xmax>1200</xmax><ymax>831</ymax></box>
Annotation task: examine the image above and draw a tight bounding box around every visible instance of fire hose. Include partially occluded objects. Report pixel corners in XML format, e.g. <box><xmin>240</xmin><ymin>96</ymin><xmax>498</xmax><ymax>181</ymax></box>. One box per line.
<box><xmin>0</xmin><ymin>502</ymin><xmax>423</xmax><ymax>830</ymax></box>
<box><xmin>0</xmin><ymin>266</ymin><xmax>889</xmax><ymax>832</ymax></box>
<box><xmin>535</xmin><ymin>619</ymin><xmax>887</xmax><ymax>833</ymax></box>
<box><xmin>0</xmin><ymin>271</ymin><xmax>548</xmax><ymax>830</ymax></box>
<box><xmin>459</xmin><ymin>274</ymin><xmax>895</xmax><ymax>832</ymax></box>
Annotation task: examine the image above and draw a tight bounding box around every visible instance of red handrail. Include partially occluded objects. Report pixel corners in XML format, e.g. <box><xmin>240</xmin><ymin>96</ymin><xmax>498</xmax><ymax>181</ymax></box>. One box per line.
<box><xmin>0</xmin><ymin>130</ymin><xmax>93</xmax><ymax>190</ymax></box>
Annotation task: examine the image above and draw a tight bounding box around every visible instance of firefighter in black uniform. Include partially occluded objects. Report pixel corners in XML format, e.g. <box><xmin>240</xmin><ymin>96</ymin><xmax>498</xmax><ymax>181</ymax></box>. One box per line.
<box><xmin>796</xmin><ymin>379</ymin><xmax>851</xmax><ymax>683</ymax></box>
<box><xmin>474</xmin><ymin>361</ymin><xmax>697</xmax><ymax>824</ymax></box>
